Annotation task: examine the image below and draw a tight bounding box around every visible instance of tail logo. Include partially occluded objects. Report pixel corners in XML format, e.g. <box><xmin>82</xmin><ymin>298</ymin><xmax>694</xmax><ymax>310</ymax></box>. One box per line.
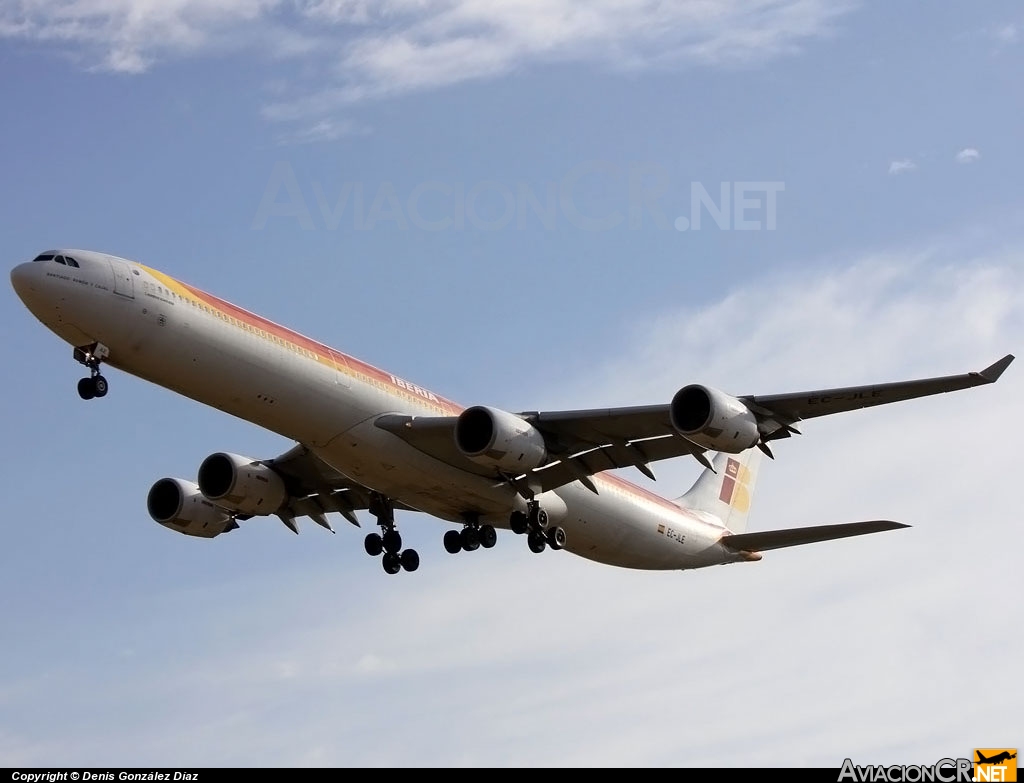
<box><xmin>974</xmin><ymin>750</ymin><xmax>1017</xmax><ymax>782</ymax></box>
<box><xmin>718</xmin><ymin>458</ymin><xmax>753</xmax><ymax>512</ymax></box>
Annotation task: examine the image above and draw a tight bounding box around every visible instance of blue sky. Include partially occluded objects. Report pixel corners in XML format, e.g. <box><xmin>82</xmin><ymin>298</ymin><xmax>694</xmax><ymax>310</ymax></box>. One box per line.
<box><xmin>2</xmin><ymin>0</ymin><xmax>1022</xmax><ymax>768</ymax></box>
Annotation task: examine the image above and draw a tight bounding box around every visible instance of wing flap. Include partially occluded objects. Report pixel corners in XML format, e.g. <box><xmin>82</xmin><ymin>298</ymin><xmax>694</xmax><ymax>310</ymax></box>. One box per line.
<box><xmin>524</xmin><ymin>434</ymin><xmax>708</xmax><ymax>494</ymax></box>
<box><xmin>720</xmin><ymin>520</ymin><xmax>909</xmax><ymax>551</ymax></box>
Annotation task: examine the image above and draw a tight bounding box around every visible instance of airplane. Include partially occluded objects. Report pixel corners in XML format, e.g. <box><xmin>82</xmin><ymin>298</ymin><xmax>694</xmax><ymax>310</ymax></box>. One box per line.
<box><xmin>10</xmin><ymin>249</ymin><xmax>1015</xmax><ymax>575</ymax></box>
<box><xmin>976</xmin><ymin>752</ymin><xmax>1017</xmax><ymax>765</ymax></box>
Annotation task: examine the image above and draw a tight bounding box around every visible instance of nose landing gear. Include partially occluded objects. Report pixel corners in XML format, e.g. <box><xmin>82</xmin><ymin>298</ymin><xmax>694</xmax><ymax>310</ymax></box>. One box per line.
<box><xmin>73</xmin><ymin>343</ymin><xmax>110</xmax><ymax>400</ymax></box>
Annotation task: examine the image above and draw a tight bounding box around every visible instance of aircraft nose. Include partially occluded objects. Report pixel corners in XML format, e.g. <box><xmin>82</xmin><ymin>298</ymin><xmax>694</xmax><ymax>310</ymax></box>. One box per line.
<box><xmin>10</xmin><ymin>262</ymin><xmax>35</xmax><ymax>300</ymax></box>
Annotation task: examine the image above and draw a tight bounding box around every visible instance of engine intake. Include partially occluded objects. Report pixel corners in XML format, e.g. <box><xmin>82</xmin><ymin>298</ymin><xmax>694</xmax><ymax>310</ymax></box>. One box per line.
<box><xmin>197</xmin><ymin>452</ymin><xmax>288</xmax><ymax>516</ymax></box>
<box><xmin>670</xmin><ymin>384</ymin><xmax>760</xmax><ymax>452</ymax></box>
<box><xmin>454</xmin><ymin>405</ymin><xmax>548</xmax><ymax>473</ymax></box>
<box><xmin>147</xmin><ymin>478</ymin><xmax>233</xmax><ymax>538</ymax></box>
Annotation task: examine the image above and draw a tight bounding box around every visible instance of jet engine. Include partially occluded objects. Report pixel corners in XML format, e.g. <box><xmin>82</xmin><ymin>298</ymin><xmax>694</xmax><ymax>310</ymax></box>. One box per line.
<box><xmin>454</xmin><ymin>405</ymin><xmax>548</xmax><ymax>473</ymax></box>
<box><xmin>147</xmin><ymin>478</ymin><xmax>234</xmax><ymax>538</ymax></box>
<box><xmin>670</xmin><ymin>385</ymin><xmax>760</xmax><ymax>452</ymax></box>
<box><xmin>197</xmin><ymin>452</ymin><xmax>288</xmax><ymax>515</ymax></box>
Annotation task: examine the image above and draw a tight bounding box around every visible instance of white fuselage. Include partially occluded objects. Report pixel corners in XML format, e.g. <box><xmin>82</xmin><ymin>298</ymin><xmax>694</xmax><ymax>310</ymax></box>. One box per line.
<box><xmin>11</xmin><ymin>250</ymin><xmax>752</xmax><ymax>571</ymax></box>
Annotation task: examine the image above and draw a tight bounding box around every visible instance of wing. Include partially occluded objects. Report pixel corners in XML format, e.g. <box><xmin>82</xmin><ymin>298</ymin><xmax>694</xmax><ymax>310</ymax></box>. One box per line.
<box><xmin>374</xmin><ymin>412</ymin><xmax>712</xmax><ymax>497</ymax></box>
<box><xmin>265</xmin><ymin>444</ymin><xmax>416</xmax><ymax>533</ymax></box>
<box><xmin>375</xmin><ymin>355</ymin><xmax>1013</xmax><ymax>496</ymax></box>
<box><xmin>741</xmin><ymin>354</ymin><xmax>1015</xmax><ymax>429</ymax></box>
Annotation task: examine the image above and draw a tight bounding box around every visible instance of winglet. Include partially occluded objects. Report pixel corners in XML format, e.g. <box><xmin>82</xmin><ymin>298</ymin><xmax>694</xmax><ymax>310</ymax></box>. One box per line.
<box><xmin>979</xmin><ymin>354</ymin><xmax>1015</xmax><ymax>383</ymax></box>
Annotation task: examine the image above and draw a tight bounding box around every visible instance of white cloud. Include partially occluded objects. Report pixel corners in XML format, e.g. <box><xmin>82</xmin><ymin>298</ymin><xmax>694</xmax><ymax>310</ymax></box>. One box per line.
<box><xmin>0</xmin><ymin>1</ymin><xmax>857</xmax><ymax>130</ymax></box>
<box><xmin>888</xmin><ymin>158</ymin><xmax>916</xmax><ymax>175</ymax></box>
<box><xmin>2</xmin><ymin>234</ymin><xmax>1021</xmax><ymax>765</ymax></box>
<box><xmin>272</xmin><ymin>0</ymin><xmax>858</xmax><ymax>122</ymax></box>
<box><xmin>956</xmin><ymin>147</ymin><xmax>980</xmax><ymax>164</ymax></box>
<box><xmin>274</xmin><ymin>118</ymin><xmax>364</xmax><ymax>146</ymax></box>
<box><xmin>0</xmin><ymin>0</ymin><xmax>275</xmax><ymax>73</ymax></box>
<box><xmin>992</xmin><ymin>22</ymin><xmax>1018</xmax><ymax>45</ymax></box>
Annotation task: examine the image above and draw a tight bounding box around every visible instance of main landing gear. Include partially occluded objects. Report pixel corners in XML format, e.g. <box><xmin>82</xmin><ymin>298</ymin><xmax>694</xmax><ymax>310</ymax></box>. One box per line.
<box><xmin>73</xmin><ymin>343</ymin><xmax>109</xmax><ymax>400</ymax></box>
<box><xmin>509</xmin><ymin>500</ymin><xmax>566</xmax><ymax>555</ymax></box>
<box><xmin>363</xmin><ymin>493</ymin><xmax>419</xmax><ymax>575</ymax></box>
<box><xmin>443</xmin><ymin>514</ymin><xmax>498</xmax><ymax>555</ymax></box>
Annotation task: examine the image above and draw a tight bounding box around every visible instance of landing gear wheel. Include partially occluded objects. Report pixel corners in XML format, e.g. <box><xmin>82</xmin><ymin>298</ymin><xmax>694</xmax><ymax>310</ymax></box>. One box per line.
<box><xmin>527</xmin><ymin>531</ymin><xmax>547</xmax><ymax>553</ymax></box>
<box><xmin>400</xmin><ymin>549</ymin><xmax>420</xmax><ymax>572</ymax></box>
<box><xmin>382</xmin><ymin>529</ymin><xmax>402</xmax><ymax>554</ymax></box>
<box><xmin>460</xmin><ymin>527</ymin><xmax>480</xmax><ymax>552</ymax></box>
<box><xmin>546</xmin><ymin>526</ymin><xmax>567</xmax><ymax>551</ymax></box>
<box><xmin>479</xmin><ymin>524</ymin><xmax>497</xmax><ymax>549</ymax></box>
<box><xmin>533</xmin><ymin>508</ymin><xmax>550</xmax><ymax>529</ymax></box>
<box><xmin>443</xmin><ymin>530</ymin><xmax>463</xmax><ymax>554</ymax></box>
<box><xmin>73</xmin><ymin>344</ymin><xmax>110</xmax><ymax>401</ymax></box>
<box><xmin>364</xmin><ymin>532</ymin><xmax>384</xmax><ymax>557</ymax></box>
<box><xmin>509</xmin><ymin>511</ymin><xmax>528</xmax><ymax>535</ymax></box>
<box><xmin>382</xmin><ymin>552</ymin><xmax>402</xmax><ymax>574</ymax></box>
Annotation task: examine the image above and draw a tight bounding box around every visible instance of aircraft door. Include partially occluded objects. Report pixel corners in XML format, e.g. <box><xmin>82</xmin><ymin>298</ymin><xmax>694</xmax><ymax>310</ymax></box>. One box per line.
<box><xmin>329</xmin><ymin>349</ymin><xmax>351</xmax><ymax>388</ymax></box>
<box><xmin>109</xmin><ymin>259</ymin><xmax>135</xmax><ymax>298</ymax></box>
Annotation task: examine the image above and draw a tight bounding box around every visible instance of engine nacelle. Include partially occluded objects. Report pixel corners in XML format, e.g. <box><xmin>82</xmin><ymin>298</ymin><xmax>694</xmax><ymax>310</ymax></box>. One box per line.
<box><xmin>147</xmin><ymin>478</ymin><xmax>234</xmax><ymax>538</ymax></box>
<box><xmin>197</xmin><ymin>452</ymin><xmax>288</xmax><ymax>516</ymax></box>
<box><xmin>670</xmin><ymin>384</ymin><xmax>760</xmax><ymax>452</ymax></box>
<box><xmin>454</xmin><ymin>405</ymin><xmax>548</xmax><ymax>473</ymax></box>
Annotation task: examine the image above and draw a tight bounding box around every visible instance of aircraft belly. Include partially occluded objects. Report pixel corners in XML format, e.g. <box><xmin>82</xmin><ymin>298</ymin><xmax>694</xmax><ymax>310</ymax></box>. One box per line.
<box><xmin>554</xmin><ymin>483</ymin><xmax>732</xmax><ymax>570</ymax></box>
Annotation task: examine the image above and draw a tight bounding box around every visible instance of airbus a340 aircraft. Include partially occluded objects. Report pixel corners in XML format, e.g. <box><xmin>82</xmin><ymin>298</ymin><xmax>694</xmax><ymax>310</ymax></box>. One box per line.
<box><xmin>10</xmin><ymin>250</ymin><xmax>1014</xmax><ymax>575</ymax></box>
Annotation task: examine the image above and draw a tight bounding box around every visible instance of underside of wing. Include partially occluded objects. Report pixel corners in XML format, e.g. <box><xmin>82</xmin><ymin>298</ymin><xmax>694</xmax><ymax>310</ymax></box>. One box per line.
<box><xmin>518</xmin><ymin>434</ymin><xmax>708</xmax><ymax>494</ymax></box>
<box><xmin>720</xmin><ymin>520</ymin><xmax>909</xmax><ymax>552</ymax></box>
<box><xmin>266</xmin><ymin>444</ymin><xmax>417</xmax><ymax>532</ymax></box>
<box><xmin>744</xmin><ymin>354</ymin><xmax>1014</xmax><ymax>428</ymax></box>
<box><xmin>522</xmin><ymin>405</ymin><xmax>679</xmax><ymax>453</ymax></box>
<box><xmin>376</xmin><ymin>409</ymin><xmax>712</xmax><ymax>495</ymax></box>
<box><xmin>373</xmin><ymin>413</ymin><xmax>492</xmax><ymax>479</ymax></box>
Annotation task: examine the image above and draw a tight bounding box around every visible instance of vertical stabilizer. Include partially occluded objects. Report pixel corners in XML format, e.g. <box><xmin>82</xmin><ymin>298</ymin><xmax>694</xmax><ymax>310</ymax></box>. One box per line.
<box><xmin>675</xmin><ymin>448</ymin><xmax>762</xmax><ymax>532</ymax></box>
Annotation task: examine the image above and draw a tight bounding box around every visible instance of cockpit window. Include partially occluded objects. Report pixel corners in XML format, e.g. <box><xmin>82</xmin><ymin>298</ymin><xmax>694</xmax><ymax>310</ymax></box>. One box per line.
<box><xmin>54</xmin><ymin>255</ymin><xmax>68</xmax><ymax>265</ymax></box>
<box><xmin>64</xmin><ymin>256</ymin><xmax>80</xmax><ymax>268</ymax></box>
<box><xmin>32</xmin><ymin>254</ymin><xmax>55</xmax><ymax>262</ymax></box>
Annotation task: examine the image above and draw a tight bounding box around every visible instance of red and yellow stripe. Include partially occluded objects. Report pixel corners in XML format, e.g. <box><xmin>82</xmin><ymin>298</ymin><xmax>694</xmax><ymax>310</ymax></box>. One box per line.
<box><xmin>141</xmin><ymin>265</ymin><xmax>461</xmax><ymax>415</ymax></box>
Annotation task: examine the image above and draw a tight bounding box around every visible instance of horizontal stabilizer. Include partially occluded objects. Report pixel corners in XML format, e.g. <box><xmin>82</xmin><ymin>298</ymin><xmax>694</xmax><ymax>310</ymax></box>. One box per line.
<box><xmin>720</xmin><ymin>520</ymin><xmax>909</xmax><ymax>552</ymax></box>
